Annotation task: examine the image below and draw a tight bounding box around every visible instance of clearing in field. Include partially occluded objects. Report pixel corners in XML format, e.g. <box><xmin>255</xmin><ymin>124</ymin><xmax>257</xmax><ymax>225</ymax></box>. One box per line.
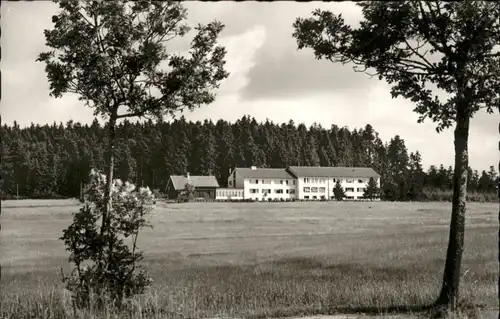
<box><xmin>0</xmin><ymin>200</ymin><xmax>497</xmax><ymax>318</ymax></box>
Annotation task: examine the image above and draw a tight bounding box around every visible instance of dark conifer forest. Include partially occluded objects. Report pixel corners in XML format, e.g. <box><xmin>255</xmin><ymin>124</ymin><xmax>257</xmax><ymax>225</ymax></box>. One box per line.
<box><xmin>1</xmin><ymin>116</ymin><xmax>498</xmax><ymax>202</ymax></box>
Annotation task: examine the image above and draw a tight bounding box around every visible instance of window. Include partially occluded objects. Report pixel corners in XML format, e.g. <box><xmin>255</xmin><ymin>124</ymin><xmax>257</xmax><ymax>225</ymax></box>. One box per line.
<box><xmin>357</xmin><ymin>188</ymin><xmax>364</xmax><ymax>192</ymax></box>
<box><xmin>262</xmin><ymin>189</ymin><xmax>271</xmax><ymax>195</ymax></box>
<box><xmin>303</xmin><ymin>187</ymin><xmax>311</xmax><ymax>193</ymax></box>
<box><xmin>312</xmin><ymin>195</ymin><xmax>317</xmax><ymax>199</ymax></box>
<box><xmin>345</xmin><ymin>187</ymin><xmax>354</xmax><ymax>192</ymax></box>
<box><xmin>275</xmin><ymin>189</ymin><xmax>284</xmax><ymax>194</ymax></box>
<box><xmin>280</xmin><ymin>180</ymin><xmax>284</xmax><ymax>184</ymax></box>
<box><xmin>229</xmin><ymin>181</ymin><xmax>232</xmax><ymax>186</ymax></box>
<box><xmin>304</xmin><ymin>196</ymin><xmax>310</xmax><ymax>199</ymax></box>
<box><xmin>311</xmin><ymin>187</ymin><xmax>318</xmax><ymax>192</ymax></box>
<box><xmin>304</xmin><ymin>178</ymin><xmax>310</xmax><ymax>183</ymax></box>
<box><xmin>250</xmin><ymin>189</ymin><xmax>259</xmax><ymax>194</ymax></box>
<box><xmin>255</xmin><ymin>179</ymin><xmax>259</xmax><ymax>184</ymax></box>
<box><xmin>346</xmin><ymin>196</ymin><xmax>354</xmax><ymax>200</ymax></box>
<box><xmin>319</xmin><ymin>187</ymin><xmax>326</xmax><ymax>193</ymax></box>
<box><xmin>358</xmin><ymin>179</ymin><xmax>364</xmax><ymax>183</ymax></box>
<box><xmin>333</xmin><ymin>178</ymin><xmax>336</xmax><ymax>183</ymax></box>
<box><xmin>346</xmin><ymin>179</ymin><xmax>353</xmax><ymax>183</ymax></box>
<box><xmin>285</xmin><ymin>180</ymin><xmax>289</xmax><ymax>185</ymax></box>
<box><xmin>289</xmin><ymin>189</ymin><xmax>295</xmax><ymax>194</ymax></box>
<box><xmin>320</xmin><ymin>195</ymin><xmax>325</xmax><ymax>200</ymax></box>
<box><xmin>262</xmin><ymin>180</ymin><xmax>271</xmax><ymax>184</ymax></box>
<box><xmin>293</xmin><ymin>180</ymin><xmax>296</xmax><ymax>185</ymax></box>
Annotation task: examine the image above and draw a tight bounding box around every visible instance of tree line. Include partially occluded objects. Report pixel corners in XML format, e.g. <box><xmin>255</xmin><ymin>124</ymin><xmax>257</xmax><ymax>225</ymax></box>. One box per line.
<box><xmin>1</xmin><ymin>116</ymin><xmax>497</xmax><ymax>202</ymax></box>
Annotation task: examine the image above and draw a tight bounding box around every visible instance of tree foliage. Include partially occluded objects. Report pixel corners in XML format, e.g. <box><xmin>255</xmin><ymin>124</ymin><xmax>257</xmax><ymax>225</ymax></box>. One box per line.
<box><xmin>362</xmin><ymin>177</ymin><xmax>380</xmax><ymax>201</ymax></box>
<box><xmin>37</xmin><ymin>0</ymin><xmax>229</xmax><ymax>121</ymax></box>
<box><xmin>2</xmin><ymin>117</ymin><xmax>497</xmax><ymax>202</ymax></box>
<box><xmin>293</xmin><ymin>1</ymin><xmax>499</xmax><ymax>132</ymax></box>
<box><xmin>178</xmin><ymin>181</ymin><xmax>195</xmax><ymax>202</ymax></box>
<box><xmin>333</xmin><ymin>180</ymin><xmax>346</xmax><ymax>201</ymax></box>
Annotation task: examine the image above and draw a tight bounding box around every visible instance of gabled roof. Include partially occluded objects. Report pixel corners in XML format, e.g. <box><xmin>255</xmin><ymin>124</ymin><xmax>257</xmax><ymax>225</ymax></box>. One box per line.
<box><xmin>233</xmin><ymin>167</ymin><xmax>295</xmax><ymax>179</ymax></box>
<box><xmin>287</xmin><ymin>166</ymin><xmax>380</xmax><ymax>178</ymax></box>
<box><xmin>169</xmin><ymin>175</ymin><xmax>220</xmax><ymax>190</ymax></box>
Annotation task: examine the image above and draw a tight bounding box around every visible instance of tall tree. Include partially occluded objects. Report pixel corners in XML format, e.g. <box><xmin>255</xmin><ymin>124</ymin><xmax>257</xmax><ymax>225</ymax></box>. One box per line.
<box><xmin>333</xmin><ymin>180</ymin><xmax>346</xmax><ymax>201</ymax></box>
<box><xmin>38</xmin><ymin>0</ymin><xmax>228</xmax><ymax>293</ymax></box>
<box><xmin>362</xmin><ymin>177</ymin><xmax>380</xmax><ymax>201</ymax></box>
<box><xmin>407</xmin><ymin>151</ymin><xmax>425</xmax><ymax>200</ymax></box>
<box><xmin>293</xmin><ymin>1</ymin><xmax>500</xmax><ymax>310</ymax></box>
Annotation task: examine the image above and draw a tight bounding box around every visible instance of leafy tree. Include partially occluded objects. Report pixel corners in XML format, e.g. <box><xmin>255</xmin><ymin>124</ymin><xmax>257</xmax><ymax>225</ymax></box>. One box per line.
<box><xmin>178</xmin><ymin>182</ymin><xmax>195</xmax><ymax>203</ymax></box>
<box><xmin>293</xmin><ymin>1</ymin><xmax>500</xmax><ymax>310</ymax></box>
<box><xmin>362</xmin><ymin>177</ymin><xmax>380</xmax><ymax>201</ymax></box>
<box><xmin>37</xmin><ymin>0</ymin><xmax>228</xmax><ymax>305</ymax></box>
<box><xmin>332</xmin><ymin>180</ymin><xmax>345</xmax><ymax>201</ymax></box>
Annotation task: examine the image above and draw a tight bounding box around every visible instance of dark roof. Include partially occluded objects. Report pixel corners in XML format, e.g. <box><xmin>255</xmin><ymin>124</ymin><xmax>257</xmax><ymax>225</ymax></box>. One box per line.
<box><xmin>169</xmin><ymin>175</ymin><xmax>220</xmax><ymax>190</ymax></box>
<box><xmin>287</xmin><ymin>166</ymin><xmax>380</xmax><ymax>178</ymax></box>
<box><xmin>233</xmin><ymin>167</ymin><xmax>295</xmax><ymax>179</ymax></box>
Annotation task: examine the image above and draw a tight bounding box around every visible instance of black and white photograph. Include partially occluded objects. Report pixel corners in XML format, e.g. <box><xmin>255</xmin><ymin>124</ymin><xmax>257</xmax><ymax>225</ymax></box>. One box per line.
<box><xmin>1</xmin><ymin>1</ymin><xmax>499</xmax><ymax>318</ymax></box>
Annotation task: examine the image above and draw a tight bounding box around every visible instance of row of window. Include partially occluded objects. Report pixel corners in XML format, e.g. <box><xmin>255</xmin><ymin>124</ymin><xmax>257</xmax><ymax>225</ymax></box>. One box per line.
<box><xmin>249</xmin><ymin>188</ymin><xmax>296</xmax><ymax>194</ymax></box>
<box><xmin>303</xmin><ymin>178</ymin><xmax>368</xmax><ymax>184</ymax></box>
<box><xmin>303</xmin><ymin>195</ymin><xmax>357</xmax><ymax>200</ymax></box>
<box><xmin>217</xmin><ymin>190</ymin><xmax>243</xmax><ymax>196</ymax></box>
<box><xmin>249</xmin><ymin>179</ymin><xmax>296</xmax><ymax>185</ymax></box>
<box><xmin>303</xmin><ymin>187</ymin><xmax>365</xmax><ymax>193</ymax></box>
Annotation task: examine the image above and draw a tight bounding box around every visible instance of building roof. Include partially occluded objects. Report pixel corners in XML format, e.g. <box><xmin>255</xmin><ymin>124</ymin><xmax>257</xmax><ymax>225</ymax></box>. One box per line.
<box><xmin>287</xmin><ymin>166</ymin><xmax>380</xmax><ymax>178</ymax></box>
<box><xmin>169</xmin><ymin>175</ymin><xmax>220</xmax><ymax>190</ymax></box>
<box><xmin>233</xmin><ymin>167</ymin><xmax>295</xmax><ymax>179</ymax></box>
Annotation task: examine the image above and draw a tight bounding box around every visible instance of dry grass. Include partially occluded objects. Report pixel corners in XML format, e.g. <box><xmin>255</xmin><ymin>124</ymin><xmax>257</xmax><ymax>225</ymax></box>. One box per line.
<box><xmin>0</xmin><ymin>200</ymin><xmax>497</xmax><ymax>318</ymax></box>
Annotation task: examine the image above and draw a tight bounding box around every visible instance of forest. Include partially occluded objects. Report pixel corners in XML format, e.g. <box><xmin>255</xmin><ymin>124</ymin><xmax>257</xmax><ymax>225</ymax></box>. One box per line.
<box><xmin>1</xmin><ymin>115</ymin><xmax>498</xmax><ymax>202</ymax></box>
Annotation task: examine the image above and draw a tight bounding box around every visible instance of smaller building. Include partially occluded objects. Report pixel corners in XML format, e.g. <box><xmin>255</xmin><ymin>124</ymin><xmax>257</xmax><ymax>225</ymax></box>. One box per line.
<box><xmin>216</xmin><ymin>188</ymin><xmax>244</xmax><ymax>201</ymax></box>
<box><xmin>166</xmin><ymin>173</ymin><xmax>220</xmax><ymax>200</ymax></box>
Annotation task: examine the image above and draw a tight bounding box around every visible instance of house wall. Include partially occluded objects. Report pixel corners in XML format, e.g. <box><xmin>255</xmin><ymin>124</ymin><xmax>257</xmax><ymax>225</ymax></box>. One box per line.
<box><xmin>243</xmin><ymin>178</ymin><xmax>297</xmax><ymax>201</ymax></box>
<box><xmin>227</xmin><ymin>171</ymin><xmax>244</xmax><ymax>188</ymax></box>
<box><xmin>193</xmin><ymin>188</ymin><xmax>217</xmax><ymax>200</ymax></box>
<box><xmin>297</xmin><ymin>176</ymin><xmax>381</xmax><ymax>200</ymax></box>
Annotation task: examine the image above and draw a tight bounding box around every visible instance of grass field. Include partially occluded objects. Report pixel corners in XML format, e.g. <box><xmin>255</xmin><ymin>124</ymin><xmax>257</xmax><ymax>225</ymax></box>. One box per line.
<box><xmin>0</xmin><ymin>200</ymin><xmax>498</xmax><ymax>319</ymax></box>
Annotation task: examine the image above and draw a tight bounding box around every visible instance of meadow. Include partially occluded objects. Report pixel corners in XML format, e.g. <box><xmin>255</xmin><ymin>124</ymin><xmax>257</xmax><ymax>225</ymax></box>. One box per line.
<box><xmin>0</xmin><ymin>200</ymin><xmax>497</xmax><ymax>319</ymax></box>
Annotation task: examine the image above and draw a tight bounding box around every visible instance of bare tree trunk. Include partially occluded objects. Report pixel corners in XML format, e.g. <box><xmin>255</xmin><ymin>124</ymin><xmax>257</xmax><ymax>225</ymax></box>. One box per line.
<box><xmin>98</xmin><ymin>111</ymin><xmax>118</xmax><ymax>272</ymax></box>
<box><xmin>436</xmin><ymin>110</ymin><xmax>470</xmax><ymax>311</ymax></box>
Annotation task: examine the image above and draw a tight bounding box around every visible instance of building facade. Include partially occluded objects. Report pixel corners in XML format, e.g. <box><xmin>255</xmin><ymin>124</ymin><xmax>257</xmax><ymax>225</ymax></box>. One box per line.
<box><xmin>286</xmin><ymin>166</ymin><xmax>381</xmax><ymax>200</ymax></box>
<box><xmin>226</xmin><ymin>166</ymin><xmax>380</xmax><ymax>201</ymax></box>
<box><xmin>216</xmin><ymin>188</ymin><xmax>244</xmax><ymax>200</ymax></box>
<box><xmin>166</xmin><ymin>174</ymin><xmax>220</xmax><ymax>200</ymax></box>
<box><xmin>227</xmin><ymin>166</ymin><xmax>297</xmax><ymax>201</ymax></box>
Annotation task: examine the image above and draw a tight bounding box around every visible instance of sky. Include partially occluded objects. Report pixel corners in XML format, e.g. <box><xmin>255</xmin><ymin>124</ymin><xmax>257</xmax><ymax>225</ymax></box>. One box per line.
<box><xmin>2</xmin><ymin>1</ymin><xmax>498</xmax><ymax>172</ymax></box>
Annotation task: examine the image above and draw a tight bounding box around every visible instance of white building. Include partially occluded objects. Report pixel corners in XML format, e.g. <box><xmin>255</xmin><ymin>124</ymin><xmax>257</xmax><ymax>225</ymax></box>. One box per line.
<box><xmin>286</xmin><ymin>166</ymin><xmax>381</xmax><ymax>200</ymax></box>
<box><xmin>225</xmin><ymin>165</ymin><xmax>380</xmax><ymax>201</ymax></box>
<box><xmin>227</xmin><ymin>166</ymin><xmax>297</xmax><ymax>201</ymax></box>
<box><xmin>215</xmin><ymin>188</ymin><xmax>244</xmax><ymax>201</ymax></box>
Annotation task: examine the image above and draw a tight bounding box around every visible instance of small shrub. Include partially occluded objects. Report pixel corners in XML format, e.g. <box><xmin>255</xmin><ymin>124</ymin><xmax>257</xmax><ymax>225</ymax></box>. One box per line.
<box><xmin>60</xmin><ymin>169</ymin><xmax>155</xmax><ymax>309</ymax></box>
